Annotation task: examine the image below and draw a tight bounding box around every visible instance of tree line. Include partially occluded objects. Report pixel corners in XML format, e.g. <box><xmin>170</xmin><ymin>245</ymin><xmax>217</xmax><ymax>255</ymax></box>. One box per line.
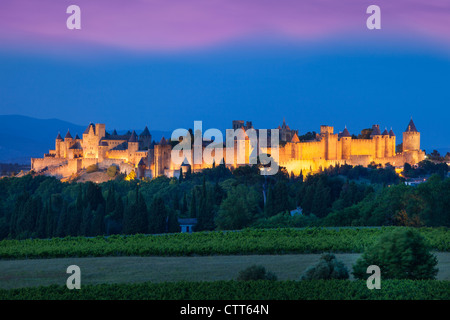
<box><xmin>0</xmin><ymin>161</ymin><xmax>448</xmax><ymax>240</ymax></box>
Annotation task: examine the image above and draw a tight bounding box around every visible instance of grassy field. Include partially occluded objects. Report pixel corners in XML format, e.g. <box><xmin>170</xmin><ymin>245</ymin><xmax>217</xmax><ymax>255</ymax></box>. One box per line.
<box><xmin>1</xmin><ymin>253</ymin><xmax>449</xmax><ymax>290</ymax></box>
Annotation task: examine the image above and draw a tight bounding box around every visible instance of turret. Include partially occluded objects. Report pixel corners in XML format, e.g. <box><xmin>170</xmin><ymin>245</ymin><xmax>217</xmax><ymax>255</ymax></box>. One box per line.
<box><xmin>341</xmin><ymin>126</ymin><xmax>352</xmax><ymax>160</ymax></box>
<box><xmin>370</xmin><ymin>125</ymin><xmax>383</xmax><ymax>159</ymax></box>
<box><xmin>128</xmin><ymin>130</ymin><xmax>139</xmax><ymax>153</ymax></box>
<box><xmin>64</xmin><ymin>129</ymin><xmax>73</xmax><ymax>158</ymax></box>
<box><xmin>139</xmin><ymin>126</ymin><xmax>152</xmax><ymax>150</ymax></box>
<box><xmin>389</xmin><ymin>128</ymin><xmax>396</xmax><ymax>156</ymax></box>
<box><xmin>55</xmin><ymin>132</ymin><xmax>63</xmax><ymax>157</ymax></box>
<box><xmin>382</xmin><ymin>128</ymin><xmax>390</xmax><ymax>157</ymax></box>
<box><xmin>320</xmin><ymin>125</ymin><xmax>337</xmax><ymax>160</ymax></box>
<box><xmin>403</xmin><ymin>118</ymin><xmax>420</xmax><ymax>152</ymax></box>
<box><xmin>98</xmin><ymin>140</ymin><xmax>108</xmax><ymax>162</ymax></box>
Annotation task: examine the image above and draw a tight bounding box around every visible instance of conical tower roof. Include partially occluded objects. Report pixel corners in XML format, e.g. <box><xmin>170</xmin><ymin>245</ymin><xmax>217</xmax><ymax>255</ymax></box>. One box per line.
<box><xmin>341</xmin><ymin>126</ymin><xmax>351</xmax><ymax>137</ymax></box>
<box><xmin>128</xmin><ymin>130</ymin><xmax>138</xmax><ymax>142</ymax></box>
<box><xmin>291</xmin><ymin>133</ymin><xmax>300</xmax><ymax>143</ymax></box>
<box><xmin>382</xmin><ymin>128</ymin><xmax>389</xmax><ymax>136</ymax></box>
<box><xmin>160</xmin><ymin>137</ymin><xmax>167</xmax><ymax>145</ymax></box>
<box><xmin>65</xmin><ymin>129</ymin><xmax>73</xmax><ymax>139</ymax></box>
<box><xmin>405</xmin><ymin>118</ymin><xmax>418</xmax><ymax>132</ymax></box>
<box><xmin>140</xmin><ymin>126</ymin><xmax>151</xmax><ymax>137</ymax></box>
<box><xmin>56</xmin><ymin>132</ymin><xmax>63</xmax><ymax>140</ymax></box>
<box><xmin>389</xmin><ymin>128</ymin><xmax>395</xmax><ymax>137</ymax></box>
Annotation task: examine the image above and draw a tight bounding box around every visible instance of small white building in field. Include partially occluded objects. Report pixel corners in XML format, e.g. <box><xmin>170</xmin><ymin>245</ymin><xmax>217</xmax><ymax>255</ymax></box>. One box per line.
<box><xmin>290</xmin><ymin>207</ymin><xmax>303</xmax><ymax>216</ymax></box>
<box><xmin>178</xmin><ymin>218</ymin><xmax>197</xmax><ymax>233</ymax></box>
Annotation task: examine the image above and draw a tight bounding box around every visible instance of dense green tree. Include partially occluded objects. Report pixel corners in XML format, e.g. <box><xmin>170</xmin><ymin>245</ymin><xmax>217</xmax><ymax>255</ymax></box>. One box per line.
<box><xmin>55</xmin><ymin>201</ymin><xmax>69</xmax><ymax>237</ymax></box>
<box><xmin>148</xmin><ymin>196</ymin><xmax>168</xmax><ymax>234</ymax></box>
<box><xmin>196</xmin><ymin>181</ymin><xmax>216</xmax><ymax>231</ymax></box>
<box><xmin>85</xmin><ymin>182</ymin><xmax>104</xmax><ymax>211</ymax></box>
<box><xmin>300</xmin><ymin>254</ymin><xmax>349</xmax><ymax>280</ymax></box>
<box><xmin>216</xmin><ymin>185</ymin><xmax>261</xmax><ymax>230</ymax></box>
<box><xmin>189</xmin><ymin>189</ymin><xmax>197</xmax><ymax>218</ymax></box>
<box><xmin>353</xmin><ymin>229</ymin><xmax>438</xmax><ymax>280</ymax></box>
<box><xmin>237</xmin><ymin>265</ymin><xmax>277</xmax><ymax>281</ymax></box>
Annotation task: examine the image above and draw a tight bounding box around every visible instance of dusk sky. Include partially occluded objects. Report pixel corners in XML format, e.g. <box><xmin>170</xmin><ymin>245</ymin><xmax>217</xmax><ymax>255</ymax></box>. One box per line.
<box><xmin>0</xmin><ymin>0</ymin><xmax>449</xmax><ymax>151</ymax></box>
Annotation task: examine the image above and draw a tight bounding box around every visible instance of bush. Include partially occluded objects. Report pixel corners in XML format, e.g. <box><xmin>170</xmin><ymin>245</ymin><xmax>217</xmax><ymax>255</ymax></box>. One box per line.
<box><xmin>237</xmin><ymin>265</ymin><xmax>277</xmax><ymax>281</ymax></box>
<box><xmin>353</xmin><ymin>228</ymin><xmax>438</xmax><ymax>280</ymax></box>
<box><xmin>86</xmin><ymin>164</ymin><xmax>99</xmax><ymax>173</ymax></box>
<box><xmin>301</xmin><ymin>253</ymin><xmax>349</xmax><ymax>280</ymax></box>
<box><xmin>107</xmin><ymin>165</ymin><xmax>118</xmax><ymax>178</ymax></box>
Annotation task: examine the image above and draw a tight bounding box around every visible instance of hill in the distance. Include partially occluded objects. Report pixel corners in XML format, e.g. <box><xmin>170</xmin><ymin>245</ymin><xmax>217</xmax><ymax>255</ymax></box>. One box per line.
<box><xmin>0</xmin><ymin>115</ymin><xmax>171</xmax><ymax>164</ymax></box>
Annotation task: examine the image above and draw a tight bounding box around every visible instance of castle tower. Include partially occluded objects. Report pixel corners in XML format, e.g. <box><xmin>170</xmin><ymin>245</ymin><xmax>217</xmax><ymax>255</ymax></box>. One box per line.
<box><xmin>389</xmin><ymin>128</ymin><xmax>396</xmax><ymax>157</ymax></box>
<box><xmin>147</xmin><ymin>140</ymin><xmax>156</xmax><ymax>175</ymax></box>
<box><xmin>82</xmin><ymin>123</ymin><xmax>98</xmax><ymax>158</ymax></box>
<box><xmin>382</xmin><ymin>128</ymin><xmax>389</xmax><ymax>158</ymax></box>
<box><xmin>370</xmin><ymin>125</ymin><xmax>383</xmax><ymax>159</ymax></box>
<box><xmin>128</xmin><ymin>130</ymin><xmax>139</xmax><ymax>154</ymax></box>
<box><xmin>403</xmin><ymin>118</ymin><xmax>420</xmax><ymax>152</ymax></box>
<box><xmin>139</xmin><ymin>126</ymin><xmax>152</xmax><ymax>150</ymax></box>
<box><xmin>402</xmin><ymin>118</ymin><xmax>424</xmax><ymax>165</ymax></box>
<box><xmin>341</xmin><ymin>126</ymin><xmax>352</xmax><ymax>160</ymax></box>
<box><xmin>154</xmin><ymin>137</ymin><xmax>171</xmax><ymax>176</ymax></box>
<box><xmin>55</xmin><ymin>132</ymin><xmax>63</xmax><ymax>158</ymax></box>
<box><xmin>98</xmin><ymin>141</ymin><xmax>108</xmax><ymax>162</ymax></box>
<box><xmin>96</xmin><ymin>124</ymin><xmax>106</xmax><ymax>140</ymax></box>
<box><xmin>320</xmin><ymin>125</ymin><xmax>337</xmax><ymax>160</ymax></box>
<box><xmin>64</xmin><ymin>130</ymin><xmax>73</xmax><ymax>158</ymax></box>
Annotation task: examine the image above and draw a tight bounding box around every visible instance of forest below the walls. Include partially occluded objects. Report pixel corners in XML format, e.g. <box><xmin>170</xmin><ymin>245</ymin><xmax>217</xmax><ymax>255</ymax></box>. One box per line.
<box><xmin>0</xmin><ymin>161</ymin><xmax>448</xmax><ymax>240</ymax></box>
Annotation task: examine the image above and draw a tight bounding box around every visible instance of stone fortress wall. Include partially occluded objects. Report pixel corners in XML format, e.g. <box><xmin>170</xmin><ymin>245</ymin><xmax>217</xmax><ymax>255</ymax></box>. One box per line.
<box><xmin>31</xmin><ymin>118</ymin><xmax>425</xmax><ymax>180</ymax></box>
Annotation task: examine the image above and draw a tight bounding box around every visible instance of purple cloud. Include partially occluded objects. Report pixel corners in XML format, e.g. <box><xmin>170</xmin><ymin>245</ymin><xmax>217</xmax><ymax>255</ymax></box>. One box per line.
<box><xmin>0</xmin><ymin>0</ymin><xmax>449</xmax><ymax>51</ymax></box>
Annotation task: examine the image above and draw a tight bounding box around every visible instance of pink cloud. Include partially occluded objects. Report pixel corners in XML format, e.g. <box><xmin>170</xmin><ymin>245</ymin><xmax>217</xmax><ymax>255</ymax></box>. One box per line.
<box><xmin>0</xmin><ymin>0</ymin><xmax>449</xmax><ymax>51</ymax></box>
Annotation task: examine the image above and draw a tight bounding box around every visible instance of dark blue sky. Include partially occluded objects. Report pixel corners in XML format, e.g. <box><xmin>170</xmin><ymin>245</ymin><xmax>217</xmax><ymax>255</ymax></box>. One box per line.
<box><xmin>0</xmin><ymin>37</ymin><xmax>449</xmax><ymax>153</ymax></box>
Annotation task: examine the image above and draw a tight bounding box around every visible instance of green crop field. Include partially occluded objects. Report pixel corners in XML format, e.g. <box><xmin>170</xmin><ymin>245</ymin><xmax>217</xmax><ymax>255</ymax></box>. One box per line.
<box><xmin>0</xmin><ymin>280</ymin><xmax>448</xmax><ymax>300</ymax></box>
<box><xmin>0</xmin><ymin>227</ymin><xmax>448</xmax><ymax>260</ymax></box>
